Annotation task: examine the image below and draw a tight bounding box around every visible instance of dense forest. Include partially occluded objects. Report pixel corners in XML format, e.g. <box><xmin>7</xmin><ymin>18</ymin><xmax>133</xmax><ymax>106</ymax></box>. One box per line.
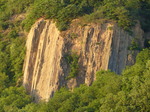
<box><xmin>0</xmin><ymin>0</ymin><xmax>150</xmax><ymax>112</ymax></box>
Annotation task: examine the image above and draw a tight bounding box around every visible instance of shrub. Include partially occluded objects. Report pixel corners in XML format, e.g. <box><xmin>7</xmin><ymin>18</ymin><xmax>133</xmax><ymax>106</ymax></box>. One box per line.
<box><xmin>65</xmin><ymin>52</ymin><xmax>79</xmax><ymax>80</ymax></box>
<box><xmin>7</xmin><ymin>30</ymin><xmax>18</xmax><ymax>38</ymax></box>
<box><xmin>128</xmin><ymin>39</ymin><xmax>141</xmax><ymax>50</ymax></box>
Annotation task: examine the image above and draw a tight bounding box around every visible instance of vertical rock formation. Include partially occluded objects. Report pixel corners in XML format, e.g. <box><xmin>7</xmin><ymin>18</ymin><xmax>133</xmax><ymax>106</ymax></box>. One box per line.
<box><xmin>23</xmin><ymin>19</ymin><xmax>143</xmax><ymax>102</ymax></box>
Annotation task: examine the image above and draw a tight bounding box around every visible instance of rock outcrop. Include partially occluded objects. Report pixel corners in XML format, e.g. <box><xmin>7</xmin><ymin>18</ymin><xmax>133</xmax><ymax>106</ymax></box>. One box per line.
<box><xmin>23</xmin><ymin>19</ymin><xmax>144</xmax><ymax>102</ymax></box>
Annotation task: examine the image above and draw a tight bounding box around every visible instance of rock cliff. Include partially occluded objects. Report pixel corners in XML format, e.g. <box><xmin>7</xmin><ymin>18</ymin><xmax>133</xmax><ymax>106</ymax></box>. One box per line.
<box><xmin>23</xmin><ymin>19</ymin><xmax>144</xmax><ymax>102</ymax></box>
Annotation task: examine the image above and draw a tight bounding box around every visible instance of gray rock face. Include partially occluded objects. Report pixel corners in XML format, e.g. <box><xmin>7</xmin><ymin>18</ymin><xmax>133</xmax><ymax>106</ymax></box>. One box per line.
<box><xmin>23</xmin><ymin>19</ymin><xmax>143</xmax><ymax>102</ymax></box>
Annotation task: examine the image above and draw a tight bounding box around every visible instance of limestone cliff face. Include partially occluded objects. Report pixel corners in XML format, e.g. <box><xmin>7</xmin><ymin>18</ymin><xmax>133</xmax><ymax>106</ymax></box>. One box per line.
<box><xmin>23</xmin><ymin>19</ymin><xmax>143</xmax><ymax>102</ymax></box>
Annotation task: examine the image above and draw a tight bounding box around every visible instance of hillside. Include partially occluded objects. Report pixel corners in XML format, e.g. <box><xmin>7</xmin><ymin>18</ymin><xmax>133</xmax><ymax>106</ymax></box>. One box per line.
<box><xmin>0</xmin><ymin>0</ymin><xmax>150</xmax><ymax>112</ymax></box>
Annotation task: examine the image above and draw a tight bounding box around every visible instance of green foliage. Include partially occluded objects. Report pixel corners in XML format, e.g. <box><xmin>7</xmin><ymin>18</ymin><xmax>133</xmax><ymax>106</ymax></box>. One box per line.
<box><xmin>0</xmin><ymin>0</ymin><xmax>34</xmax><ymax>21</ymax></box>
<box><xmin>0</xmin><ymin>0</ymin><xmax>34</xmax><ymax>32</ymax></box>
<box><xmin>17</xmin><ymin>49</ymin><xmax>150</xmax><ymax>112</ymax></box>
<box><xmin>0</xmin><ymin>0</ymin><xmax>150</xmax><ymax>112</ymax></box>
<box><xmin>1</xmin><ymin>0</ymin><xmax>146</xmax><ymax>32</ymax></box>
<box><xmin>0</xmin><ymin>32</ymin><xmax>27</xmax><ymax>111</ymax></box>
<box><xmin>128</xmin><ymin>39</ymin><xmax>141</xmax><ymax>50</ymax></box>
<box><xmin>139</xmin><ymin>0</ymin><xmax>150</xmax><ymax>32</ymax></box>
<box><xmin>0</xmin><ymin>87</ymin><xmax>31</xmax><ymax>112</ymax></box>
<box><xmin>144</xmin><ymin>39</ymin><xmax>150</xmax><ymax>48</ymax></box>
<box><xmin>0</xmin><ymin>21</ymin><xmax>9</xmax><ymax>30</ymax></box>
<box><xmin>0</xmin><ymin>37</ymin><xmax>25</xmax><ymax>84</ymax></box>
<box><xmin>136</xmin><ymin>49</ymin><xmax>150</xmax><ymax>65</ymax></box>
<box><xmin>65</xmin><ymin>52</ymin><xmax>79</xmax><ymax>79</ymax></box>
<box><xmin>0</xmin><ymin>2</ymin><xmax>27</xmax><ymax>109</ymax></box>
<box><xmin>7</xmin><ymin>30</ymin><xmax>18</xmax><ymax>38</ymax></box>
<box><xmin>0</xmin><ymin>73</ymin><xmax>9</xmax><ymax>93</ymax></box>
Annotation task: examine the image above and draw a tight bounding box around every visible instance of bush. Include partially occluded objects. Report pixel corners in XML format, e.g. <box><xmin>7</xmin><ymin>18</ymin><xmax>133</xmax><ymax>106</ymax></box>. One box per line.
<box><xmin>0</xmin><ymin>21</ymin><xmax>9</xmax><ymax>30</ymax></box>
<box><xmin>7</xmin><ymin>30</ymin><xmax>18</xmax><ymax>38</ymax></box>
<box><xmin>65</xmin><ymin>52</ymin><xmax>79</xmax><ymax>80</ymax></box>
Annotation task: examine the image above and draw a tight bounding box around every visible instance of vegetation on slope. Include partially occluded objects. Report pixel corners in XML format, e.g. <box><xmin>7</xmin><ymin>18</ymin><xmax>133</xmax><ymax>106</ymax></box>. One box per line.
<box><xmin>0</xmin><ymin>0</ymin><xmax>150</xmax><ymax>112</ymax></box>
<box><xmin>65</xmin><ymin>52</ymin><xmax>79</xmax><ymax>80</ymax></box>
<box><xmin>0</xmin><ymin>49</ymin><xmax>149</xmax><ymax>112</ymax></box>
<box><xmin>26</xmin><ymin>0</ymin><xmax>150</xmax><ymax>32</ymax></box>
<box><xmin>1</xmin><ymin>0</ymin><xmax>150</xmax><ymax>32</ymax></box>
